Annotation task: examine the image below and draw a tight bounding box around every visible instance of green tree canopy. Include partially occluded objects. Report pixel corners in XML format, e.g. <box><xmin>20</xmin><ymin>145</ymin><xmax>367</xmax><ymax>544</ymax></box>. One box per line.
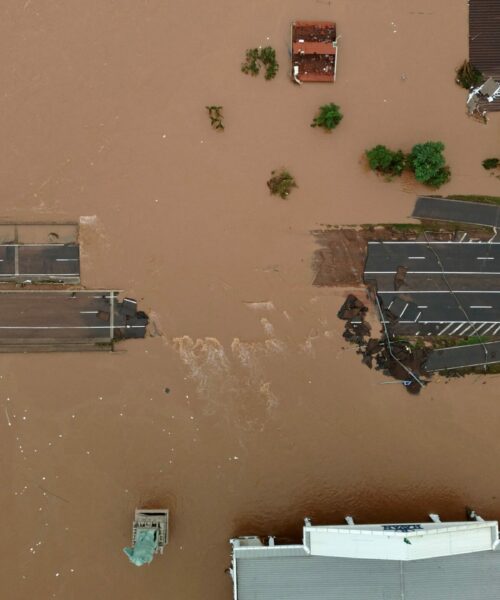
<box><xmin>408</xmin><ymin>142</ymin><xmax>450</xmax><ymax>187</ymax></box>
<box><xmin>365</xmin><ymin>145</ymin><xmax>405</xmax><ymax>176</ymax></box>
<box><xmin>311</xmin><ymin>103</ymin><xmax>343</xmax><ymax>131</ymax></box>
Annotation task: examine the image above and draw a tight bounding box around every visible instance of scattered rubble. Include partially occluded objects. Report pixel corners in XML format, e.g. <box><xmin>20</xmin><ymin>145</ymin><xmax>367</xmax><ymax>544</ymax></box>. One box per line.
<box><xmin>338</xmin><ymin>295</ymin><xmax>429</xmax><ymax>394</ymax></box>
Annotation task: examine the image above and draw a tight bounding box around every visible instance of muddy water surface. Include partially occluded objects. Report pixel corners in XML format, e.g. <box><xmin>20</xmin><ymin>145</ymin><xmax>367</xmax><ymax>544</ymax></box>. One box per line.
<box><xmin>2</xmin><ymin>1</ymin><xmax>500</xmax><ymax>599</ymax></box>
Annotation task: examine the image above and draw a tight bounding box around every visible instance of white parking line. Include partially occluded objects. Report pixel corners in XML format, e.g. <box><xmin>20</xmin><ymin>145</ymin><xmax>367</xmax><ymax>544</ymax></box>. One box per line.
<box><xmin>0</xmin><ymin>325</ymin><xmax>145</xmax><ymax>330</ymax></box>
<box><xmin>377</xmin><ymin>291</ymin><xmax>500</xmax><ymax>294</ymax></box>
<box><xmin>450</xmin><ymin>323</ymin><xmax>466</xmax><ymax>334</ymax></box>
<box><xmin>482</xmin><ymin>324</ymin><xmax>496</xmax><ymax>335</ymax></box>
<box><xmin>470</xmin><ymin>306</ymin><xmax>493</xmax><ymax>309</ymax></box>
<box><xmin>366</xmin><ymin>271</ymin><xmax>500</xmax><ymax>275</ymax></box>
<box><xmin>438</xmin><ymin>323</ymin><xmax>454</xmax><ymax>335</ymax></box>
<box><xmin>368</xmin><ymin>241</ymin><xmax>500</xmax><ymax>244</ymax></box>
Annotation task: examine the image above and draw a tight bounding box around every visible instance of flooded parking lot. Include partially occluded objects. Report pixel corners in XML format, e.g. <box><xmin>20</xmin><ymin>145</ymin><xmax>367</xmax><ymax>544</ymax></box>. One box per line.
<box><xmin>2</xmin><ymin>1</ymin><xmax>500</xmax><ymax>598</ymax></box>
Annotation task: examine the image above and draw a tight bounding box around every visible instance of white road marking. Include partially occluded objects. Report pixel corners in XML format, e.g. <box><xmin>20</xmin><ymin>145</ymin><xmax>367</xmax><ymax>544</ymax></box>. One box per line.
<box><xmin>408</xmin><ymin>256</ymin><xmax>426</xmax><ymax>259</ymax></box>
<box><xmin>0</xmin><ymin>325</ymin><xmax>145</xmax><ymax>330</ymax></box>
<box><xmin>0</xmin><ymin>273</ymin><xmax>79</xmax><ymax>276</ymax></box>
<box><xmin>396</xmin><ymin>320</ymin><xmax>500</xmax><ymax>324</ymax></box>
<box><xmin>377</xmin><ymin>290</ymin><xmax>500</xmax><ymax>294</ymax></box>
<box><xmin>109</xmin><ymin>291</ymin><xmax>115</xmax><ymax>340</ymax></box>
<box><xmin>432</xmin><ymin>322</ymin><xmax>454</xmax><ymax>334</ymax></box>
<box><xmin>470</xmin><ymin>306</ymin><xmax>492</xmax><ymax>309</ymax></box>
<box><xmin>367</xmin><ymin>241</ymin><xmax>500</xmax><ymax>244</ymax></box>
<box><xmin>366</xmin><ymin>271</ymin><xmax>500</xmax><ymax>275</ymax></box>
<box><xmin>482</xmin><ymin>324</ymin><xmax>496</xmax><ymax>335</ymax></box>
<box><xmin>477</xmin><ymin>257</ymin><xmax>494</xmax><ymax>260</ymax></box>
<box><xmin>56</xmin><ymin>258</ymin><xmax>79</xmax><ymax>262</ymax></box>
<box><xmin>80</xmin><ymin>311</ymin><xmax>98</xmax><ymax>314</ymax></box>
<box><xmin>399</xmin><ymin>303</ymin><xmax>409</xmax><ymax>318</ymax></box>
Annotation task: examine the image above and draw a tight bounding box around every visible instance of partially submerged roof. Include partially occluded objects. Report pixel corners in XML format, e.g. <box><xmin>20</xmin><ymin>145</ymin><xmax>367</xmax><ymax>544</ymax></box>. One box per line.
<box><xmin>291</xmin><ymin>21</ymin><xmax>337</xmax><ymax>83</ymax></box>
<box><xmin>231</xmin><ymin>520</ymin><xmax>500</xmax><ymax>600</ymax></box>
<box><xmin>470</xmin><ymin>0</ymin><xmax>500</xmax><ymax>78</ymax></box>
<box><xmin>469</xmin><ymin>0</ymin><xmax>500</xmax><ymax>111</ymax></box>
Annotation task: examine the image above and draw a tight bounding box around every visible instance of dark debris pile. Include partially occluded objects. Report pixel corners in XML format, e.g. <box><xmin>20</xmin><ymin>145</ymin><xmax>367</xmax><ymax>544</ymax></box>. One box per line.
<box><xmin>337</xmin><ymin>294</ymin><xmax>429</xmax><ymax>394</ymax></box>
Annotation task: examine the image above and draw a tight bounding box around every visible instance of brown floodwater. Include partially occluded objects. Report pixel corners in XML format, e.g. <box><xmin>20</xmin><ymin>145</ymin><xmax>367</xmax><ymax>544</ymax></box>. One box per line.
<box><xmin>2</xmin><ymin>1</ymin><xmax>500</xmax><ymax>598</ymax></box>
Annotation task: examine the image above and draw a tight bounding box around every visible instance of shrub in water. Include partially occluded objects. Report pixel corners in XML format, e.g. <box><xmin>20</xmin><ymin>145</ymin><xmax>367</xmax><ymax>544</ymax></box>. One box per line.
<box><xmin>482</xmin><ymin>158</ymin><xmax>500</xmax><ymax>170</ymax></box>
<box><xmin>206</xmin><ymin>105</ymin><xmax>224</xmax><ymax>130</ymax></box>
<box><xmin>365</xmin><ymin>145</ymin><xmax>406</xmax><ymax>177</ymax></box>
<box><xmin>456</xmin><ymin>60</ymin><xmax>484</xmax><ymax>89</ymax></box>
<box><xmin>267</xmin><ymin>170</ymin><xmax>297</xmax><ymax>199</ymax></box>
<box><xmin>311</xmin><ymin>103</ymin><xmax>343</xmax><ymax>131</ymax></box>
<box><xmin>241</xmin><ymin>47</ymin><xmax>279</xmax><ymax>80</ymax></box>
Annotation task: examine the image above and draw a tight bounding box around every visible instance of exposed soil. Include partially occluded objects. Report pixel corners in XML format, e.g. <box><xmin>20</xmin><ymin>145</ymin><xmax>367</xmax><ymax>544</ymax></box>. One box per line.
<box><xmin>2</xmin><ymin>2</ymin><xmax>500</xmax><ymax>600</ymax></box>
<box><xmin>312</xmin><ymin>224</ymin><xmax>494</xmax><ymax>287</ymax></box>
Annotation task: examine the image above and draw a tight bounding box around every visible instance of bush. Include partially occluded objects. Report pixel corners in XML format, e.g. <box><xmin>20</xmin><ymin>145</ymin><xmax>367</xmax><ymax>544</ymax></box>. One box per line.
<box><xmin>267</xmin><ymin>169</ymin><xmax>297</xmax><ymax>199</ymax></box>
<box><xmin>241</xmin><ymin>47</ymin><xmax>279</xmax><ymax>80</ymax></box>
<box><xmin>482</xmin><ymin>158</ymin><xmax>500</xmax><ymax>170</ymax></box>
<box><xmin>365</xmin><ymin>145</ymin><xmax>406</xmax><ymax>177</ymax></box>
<box><xmin>407</xmin><ymin>141</ymin><xmax>451</xmax><ymax>188</ymax></box>
<box><xmin>311</xmin><ymin>103</ymin><xmax>343</xmax><ymax>131</ymax></box>
<box><xmin>456</xmin><ymin>60</ymin><xmax>484</xmax><ymax>89</ymax></box>
<box><xmin>259</xmin><ymin>47</ymin><xmax>279</xmax><ymax>80</ymax></box>
<box><xmin>206</xmin><ymin>105</ymin><xmax>224</xmax><ymax>130</ymax></box>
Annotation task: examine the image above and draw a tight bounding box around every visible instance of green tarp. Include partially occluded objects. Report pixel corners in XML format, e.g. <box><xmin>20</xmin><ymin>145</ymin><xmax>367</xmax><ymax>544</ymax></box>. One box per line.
<box><xmin>123</xmin><ymin>529</ymin><xmax>157</xmax><ymax>566</ymax></box>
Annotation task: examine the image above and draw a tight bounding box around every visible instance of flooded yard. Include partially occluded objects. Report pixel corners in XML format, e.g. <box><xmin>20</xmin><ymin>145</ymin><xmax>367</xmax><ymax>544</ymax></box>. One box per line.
<box><xmin>1</xmin><ymin>1</ymin><xmax>500</xmax><ymax>598</ymax></box>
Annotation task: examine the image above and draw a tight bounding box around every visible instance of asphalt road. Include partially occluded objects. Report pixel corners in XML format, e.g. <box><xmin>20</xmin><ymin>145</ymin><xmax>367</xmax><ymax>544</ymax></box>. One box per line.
<box><xmin>412</xmin><ymin>196</ymin><xmax>500</xmax><ymax>227</ymax></box>
<box><xmin>380</xmin><ymin>290</ymin><xmax>500</xmax><ymax>326</ymax></box>
<box><xmin>425</xmin><ymin>341</ymin><xmax>500</xmax><ymax>372</ymax></box>
<box><xmin>0</xmin><ymin>291</ymin><xmax>117</xmax><ymax>340</ymax></box>
<box><xmin>365</xmin><ymin>241</ymin><xmax>500</xmax><ymax>275</ymax></box>
<box><xmin>0</xmin><ymin>244</ymin><xmax>80</xmax><ymax>282</ymax></box>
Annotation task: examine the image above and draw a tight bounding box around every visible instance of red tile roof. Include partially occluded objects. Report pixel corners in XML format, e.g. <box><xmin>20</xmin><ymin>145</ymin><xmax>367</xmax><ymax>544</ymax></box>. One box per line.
<box><xmin>291</xmin><ymin>21</ymin><xmax>337</xmax><ymax>83</ymax></box>
<box><xmin>292</xmin><ymin>42</ymin><xmax>336</xmax><ymax>56</ymax></box>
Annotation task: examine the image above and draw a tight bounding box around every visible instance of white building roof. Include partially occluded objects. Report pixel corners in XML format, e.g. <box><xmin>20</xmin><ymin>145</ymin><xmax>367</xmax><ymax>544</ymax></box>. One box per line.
<box><xmin>231</xmin><ymin>520</ymin><xmax>500</xmax><ymax>600</ymax></box>
<box><xmin>304</xmin><ymin>521</ymin><xmax>499</xmax><ymax>561</ymax></box>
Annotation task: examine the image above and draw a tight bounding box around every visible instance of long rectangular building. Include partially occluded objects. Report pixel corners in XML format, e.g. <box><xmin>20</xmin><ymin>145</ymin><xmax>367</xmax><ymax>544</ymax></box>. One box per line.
<box><xmin>230</xmin><ymin>518</ymin><xmax>500</xmax><ymax>600</ymax></box>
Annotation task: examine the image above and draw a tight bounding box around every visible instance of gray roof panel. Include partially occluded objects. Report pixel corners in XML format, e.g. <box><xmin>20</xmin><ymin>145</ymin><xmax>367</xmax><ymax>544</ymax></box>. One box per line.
<box><xmin>234</xmin><ymin>551</ymin><xmax>500</xmax><ymax>600</ymax></box>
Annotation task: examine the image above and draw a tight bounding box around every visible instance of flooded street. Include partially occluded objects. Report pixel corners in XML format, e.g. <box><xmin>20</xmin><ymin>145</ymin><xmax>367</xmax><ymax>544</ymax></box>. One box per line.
<box><xmin>2</xmin><ymin>1</ymin><xmax>500</xmax><ymax>598</ymax></box>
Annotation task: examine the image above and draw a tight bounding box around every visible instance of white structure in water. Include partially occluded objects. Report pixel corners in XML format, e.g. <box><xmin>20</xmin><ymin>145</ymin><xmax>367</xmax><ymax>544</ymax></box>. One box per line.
<box><xmin>230</xmin><ymin>515</ymin><xmax>500</xmax><ymax>600</ymax></box>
